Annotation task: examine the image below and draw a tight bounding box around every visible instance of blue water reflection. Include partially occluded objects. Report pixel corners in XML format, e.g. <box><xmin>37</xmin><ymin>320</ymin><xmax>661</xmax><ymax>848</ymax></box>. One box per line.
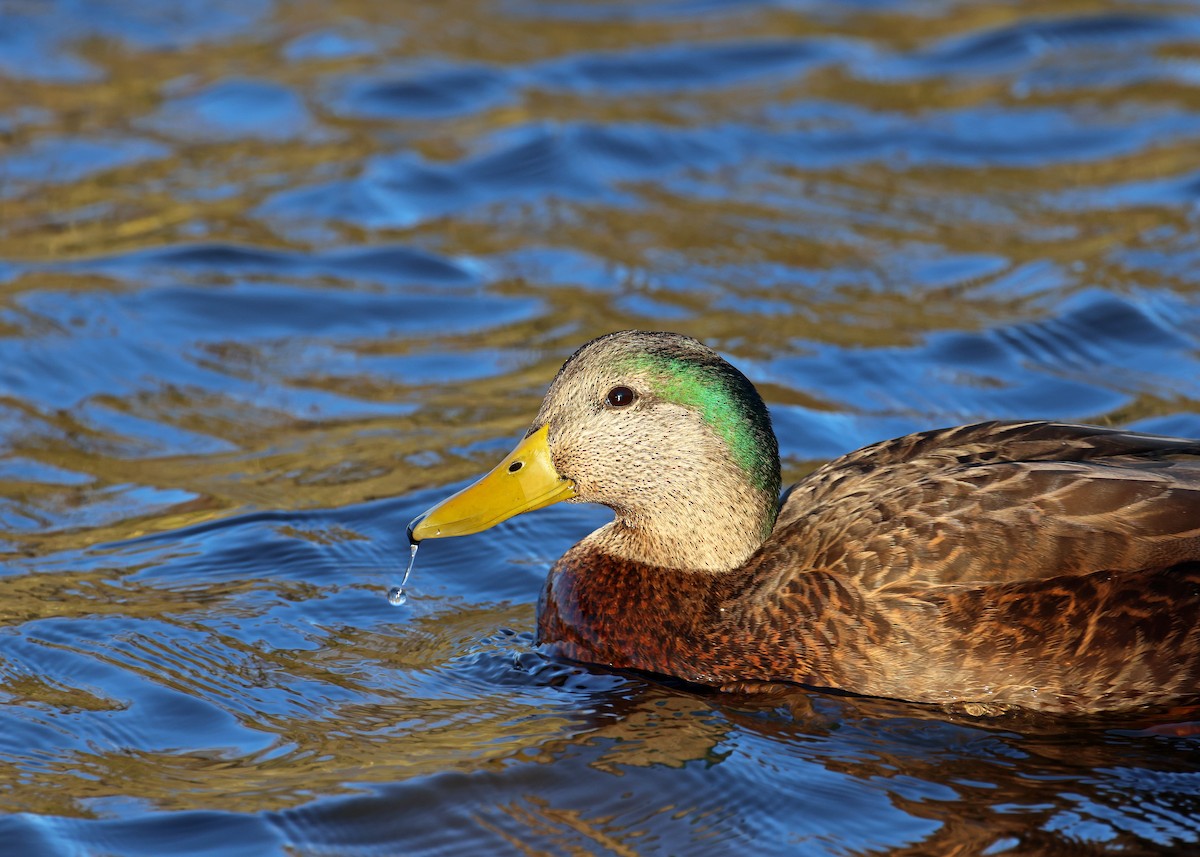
<box><xmin>4</xmin><ymin>0</ymin><xmax>1200</xmax><ymax>854</ymax></box>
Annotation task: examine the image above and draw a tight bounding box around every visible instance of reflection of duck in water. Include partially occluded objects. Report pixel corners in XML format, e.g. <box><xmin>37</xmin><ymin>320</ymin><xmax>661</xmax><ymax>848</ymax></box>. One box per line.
<box><xmin>411</xmin><ymin>330</ymin><xmax>1200</xmax><ymax>714</ymax></box>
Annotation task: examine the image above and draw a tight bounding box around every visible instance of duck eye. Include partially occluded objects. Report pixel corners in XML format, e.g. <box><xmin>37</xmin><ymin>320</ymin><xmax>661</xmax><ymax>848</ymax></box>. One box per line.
<box><xmin>605</xmin><ymin>386</ymin><xmax>637</xmax><ymax>408</ymax></box>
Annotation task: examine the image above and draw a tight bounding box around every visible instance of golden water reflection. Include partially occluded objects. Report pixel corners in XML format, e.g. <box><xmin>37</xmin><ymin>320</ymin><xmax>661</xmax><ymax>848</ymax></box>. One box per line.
<box><xmin>4</xmin><ymin>0</ymin><xmax>1200</xmax><ymax>852</ymax></box>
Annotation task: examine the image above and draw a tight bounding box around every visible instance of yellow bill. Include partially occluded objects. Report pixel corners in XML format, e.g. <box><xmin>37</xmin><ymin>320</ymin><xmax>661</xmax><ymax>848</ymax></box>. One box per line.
<box><xmin>408</xmin><ymin>424</ymin><xmax>576</xmax><ymax>541</ymax></box>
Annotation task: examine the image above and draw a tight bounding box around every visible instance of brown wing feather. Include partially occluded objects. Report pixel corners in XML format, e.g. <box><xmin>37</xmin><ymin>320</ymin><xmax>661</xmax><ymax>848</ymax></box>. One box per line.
<box><xmin>775</xmin><ymin>420</ymin><xmax>1200</xmax><ymax>590</ymax></box>
<box><xmin>932</xmin><ymin>561</ymin><xmax>1200</xmax><ymax>710</ymax></box>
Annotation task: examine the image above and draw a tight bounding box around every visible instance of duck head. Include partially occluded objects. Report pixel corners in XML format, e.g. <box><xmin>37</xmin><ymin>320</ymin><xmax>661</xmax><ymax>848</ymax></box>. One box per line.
<box><xmin>409</xmin><ymin>330</ymin><xmax>781</xmax><ymax>571</ymax></box>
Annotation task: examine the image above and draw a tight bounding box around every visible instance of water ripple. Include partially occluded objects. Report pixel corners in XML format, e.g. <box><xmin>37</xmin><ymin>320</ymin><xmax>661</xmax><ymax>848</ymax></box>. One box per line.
<box><xmin>538</xmin><ymin>39</ymin><xmax>849</xmax><ymax>93</ymax></box>
<box><xmin>911</xmin><ymin>13</ymin><xmax>1200</xmax><ymax>76</ymax></box>
<box><xmin>341</xmin><ymin>66</ymin><xmax>515</xmax><ymax>119</ymax></box>
<box><xmin>4</xmin><ymin>1</ymin><xmax>1200</xmax><ymax>854</ymax></box>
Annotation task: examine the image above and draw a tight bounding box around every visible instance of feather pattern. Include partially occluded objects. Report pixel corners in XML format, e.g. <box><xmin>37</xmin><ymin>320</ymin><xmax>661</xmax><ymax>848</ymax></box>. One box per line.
<box><xmin>540</xmin><ymin>419</ymin><xmax>1200</xmax><ymax>713</ymax></box>
<box><xmin>531</xmin><ymin>344</ymin><xmax>1200</xmax><ymax>714</ymax></box>
<box><xmin>418</xmin><ymin>330</ymin><xmax>1200</xmax><ymax>714</ymax></box>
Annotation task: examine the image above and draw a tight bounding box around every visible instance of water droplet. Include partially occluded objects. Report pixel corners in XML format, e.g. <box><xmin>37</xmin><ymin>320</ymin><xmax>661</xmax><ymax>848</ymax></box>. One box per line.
<box><xmin>386</xmin><ymin>542</ymin><xmax>419</xmax><ymax>607</ymax></box>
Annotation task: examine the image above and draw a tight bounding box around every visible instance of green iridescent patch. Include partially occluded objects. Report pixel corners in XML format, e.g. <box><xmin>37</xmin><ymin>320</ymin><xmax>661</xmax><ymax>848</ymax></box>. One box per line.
<box><xmin>625</xmin><ymin>353</ymin><xmax>775</xmax><ymax>495</ymax></box>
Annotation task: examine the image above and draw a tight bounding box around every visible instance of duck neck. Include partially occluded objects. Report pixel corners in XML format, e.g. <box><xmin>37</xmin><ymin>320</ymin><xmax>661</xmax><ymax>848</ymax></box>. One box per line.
<box><xmin>586</xmin><ymin>481</ymin><xmax>777</xmax><ymax>572</ymax></box>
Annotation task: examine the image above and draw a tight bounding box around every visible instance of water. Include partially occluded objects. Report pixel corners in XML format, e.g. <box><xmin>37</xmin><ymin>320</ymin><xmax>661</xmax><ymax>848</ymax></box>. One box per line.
<box><xmin>387</xmin><ymin>543</ymin><xmax>419</xmax><ymax>605</ymax></box>
<box><xmin>3</xmin><ymin>0</ymin><xmax>1200</xmax><ymax>854</ymax></box>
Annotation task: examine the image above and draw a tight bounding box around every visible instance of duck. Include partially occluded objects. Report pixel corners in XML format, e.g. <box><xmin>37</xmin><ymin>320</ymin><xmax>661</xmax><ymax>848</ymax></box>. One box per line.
<box><xmin>409</xmin><ymin>330</ymin><xmax>1200</xmax><ymax>715</ymax></box>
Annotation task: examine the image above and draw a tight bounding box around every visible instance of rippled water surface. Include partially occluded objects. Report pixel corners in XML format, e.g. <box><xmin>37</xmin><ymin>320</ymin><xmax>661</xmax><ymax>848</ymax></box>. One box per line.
<box><xmin>5</xmin><ymin>0</ymin><xmax>1200</xmax><ymax>854</ymax></box>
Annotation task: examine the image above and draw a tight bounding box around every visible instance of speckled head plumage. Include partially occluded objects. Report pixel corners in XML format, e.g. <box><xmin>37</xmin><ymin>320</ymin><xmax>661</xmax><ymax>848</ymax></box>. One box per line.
<box><xmin>530</xmin><ymin>330</ymin><xmax>781</xmax><ymax>571</ymax></box>
<box><xmin>541</xmin><ymin>331</ymin><xmax>780</xmax><ymax>492</ymax></box>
